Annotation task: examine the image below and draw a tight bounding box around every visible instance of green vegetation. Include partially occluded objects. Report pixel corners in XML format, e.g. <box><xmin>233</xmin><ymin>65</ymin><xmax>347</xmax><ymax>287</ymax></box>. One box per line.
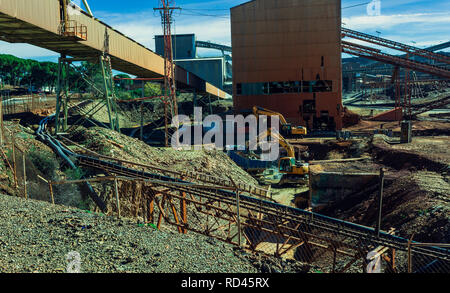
<box><xmin>64</xmin><ymin>167</ymin><xmax>85</xmax><ymax>180</ymax></box>
<box><xmin>0</xmin><ymin>54</ymin><xmax>58</xmax><ymax>90</ymax></box>
<box><xmin>27</xmin><ymin>147</ymin><xmax>59</xmax><ymax>179</ymax></box>
<box><xmin>114</xmin><ymin>75</ymin><xmax>163</xmax><ymax>101</ymax></box>
<box><xmin>0</xmin><ymin>54</ymin><xmax>161</xmax><ymax>96</ymax></box>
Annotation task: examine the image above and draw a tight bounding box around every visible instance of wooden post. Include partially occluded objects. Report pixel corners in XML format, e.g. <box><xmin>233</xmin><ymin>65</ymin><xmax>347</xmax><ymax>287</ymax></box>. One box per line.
<box><xmin>180</xmin><ymin>177</ymin><xmax>187</xmax><ymax>234</ymax></box>
<box><xmin>180</xmin><ymin>191</ymin><xmax>187</xmax><ymax>234</ymax></box>
<box><xmin>49</xmin><ymin>181</ymin><xmax>55</xmax><ymax>204</ymax></box>
<box><xmin>149</xmin><ymin>196</ymin><xmax>154</xmax><ymax>224</ymax></box>
<box><xmin>391</xmin><ymin>248</ymin><xmax>396</xmax><ymax>272</ymax></box>
<box><xmin>114</xmin><ymin>177</ymin><xmax>120</xmax><ymax>218</ymax></box>
<box><xmin>11</xmin><ymin>135</ymin><xmax>18</xmax><ymax>188</ymax></box>
<box><xmin>375</xmin><ymin>168</ymin><xmax>385</xmax><ymax>237</ymax></box>
<box><xmin>0</xmin><ymin>93</ymin><xmax>3</xmax><ymax>146</ymax></box>
<box><xmin>236</xmin><ymin>189</ymin><xmax>242</xmax><ymax>247</ymax></box>
<box><xmin>22</xmin><ymin>153</ymin><xmax>27</xmax><ymax>199</ymax></box>
<box><xmin>157</xmin><ymin>196</ymin><xmax>166</xmax><ymax>229</ymax></box>
<box><xmin>332</xmin><ymin>247</ymin><xmax>337</xmax><ymax>273</ymax></box>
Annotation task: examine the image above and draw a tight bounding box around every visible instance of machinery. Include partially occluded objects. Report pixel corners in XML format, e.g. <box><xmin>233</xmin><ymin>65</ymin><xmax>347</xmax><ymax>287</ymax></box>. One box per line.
<box><xmin>253</xmin><ymin>106</ymin><xmax>308</xmax><ymax>138</ymax></box>
<box><xmin>247</xmin><ymin>127</ymin><xmax>309</xmax><ymax>185</ymax></box>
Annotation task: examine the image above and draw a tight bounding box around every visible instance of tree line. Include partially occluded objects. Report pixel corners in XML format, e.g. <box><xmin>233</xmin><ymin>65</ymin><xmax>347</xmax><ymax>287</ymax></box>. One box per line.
<box><xmin>0</xmin><ymin>54</ymin><xmax>59</xmax><ymax>90</ymax></box>
<box><xmin>0</xmin><ymin>54</ymin><xmax>162</xmax><ymax>99</ymax></box>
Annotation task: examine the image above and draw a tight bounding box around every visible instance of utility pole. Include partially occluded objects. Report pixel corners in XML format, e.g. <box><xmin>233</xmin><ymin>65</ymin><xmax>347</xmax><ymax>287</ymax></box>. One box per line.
<box><xmin>154</xmin><ymin>1</ymin><xmax>181</xmax><ymax>147</ymax></box>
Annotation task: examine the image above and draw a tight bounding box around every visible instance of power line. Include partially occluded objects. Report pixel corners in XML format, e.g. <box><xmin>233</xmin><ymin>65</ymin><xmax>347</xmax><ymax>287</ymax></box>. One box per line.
<box><xmin>183</xmin><ymin>8</ymin><xmax>230</xmax><ymax>11</ymax></box>
<box><xmin>177</xmin><ymin>2</ymin><xmax>373</xmax><ymax>19</ymax></box>
<box><xmin>342</xmin><ymin>2</ymin><xmax>371</xmax><ymax>10</ymax></box>
<box><xmin>180</xmin><ymin>10</ymin><xmax>230</xmax><ymax>19</ymax></box>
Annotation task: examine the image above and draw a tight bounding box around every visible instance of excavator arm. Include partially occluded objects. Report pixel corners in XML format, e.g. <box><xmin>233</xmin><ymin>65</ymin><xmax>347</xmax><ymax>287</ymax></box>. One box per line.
<box><xmin>246</xmin><ymin>127</ymin><xmax>309</xmax><ymax>185</ymax></box>
<box><xmin>246</xmin><ymin>127</ymin><xmax>295</xmax><ymax>158</ymax></box>
<box><xmin>252</xmin><ymin>106</ymin><xmax>307</xmax><ymax>136</ymax></box>
<box><xmin>253</xmin><ymin>106</ymin><xmax>289</xmax><ymax>125</ymax></box>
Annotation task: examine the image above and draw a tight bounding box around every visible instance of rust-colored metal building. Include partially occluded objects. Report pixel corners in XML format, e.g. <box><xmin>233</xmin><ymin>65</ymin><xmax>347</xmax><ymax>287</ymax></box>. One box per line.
<box><xmin>231</xmin><ymin>0</ymin><xmax>343</xmax><ymax>130</ymax></box>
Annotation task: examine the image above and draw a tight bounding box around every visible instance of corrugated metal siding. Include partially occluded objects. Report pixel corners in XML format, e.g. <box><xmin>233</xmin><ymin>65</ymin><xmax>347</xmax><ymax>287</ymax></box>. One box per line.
<box><xmin>69</xmin><ymin>12</ymin><xmax>165</xmax><ymax>76</ymax></box>
<box><xmin>155</xmin><ymin>34</ymin><xmax>197</xmax><ymax>60</ymax></box>
<box><xmin>1</xmin><ymin>0</ymin><xmax>60</xmax><ymax>33</ymax></box>
<box><xmin>231</xmin><ymin>0</ymin><xmax>342</xmax><ymax>129</ymax></box>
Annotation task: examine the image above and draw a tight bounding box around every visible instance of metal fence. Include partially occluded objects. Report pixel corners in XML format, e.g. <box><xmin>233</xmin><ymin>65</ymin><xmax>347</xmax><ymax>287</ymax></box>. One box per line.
<box><xmin>0</xmin><ymin>123</ymin><xmax>28</xmax><ymax>199</ymax></box>
<box><xmin>1</xmin><ymin>91</ymin><xmax>46</xmax><ymax>115</ymax></box>
<box><xmin>37</xmin><ymin>173</ymin><xmax>449</xmax><ymax>274</ymax></box>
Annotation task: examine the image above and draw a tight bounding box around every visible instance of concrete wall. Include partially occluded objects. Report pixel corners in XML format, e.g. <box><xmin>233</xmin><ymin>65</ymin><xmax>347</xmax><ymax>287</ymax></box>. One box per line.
<box><xmin>310</xmin><ymin>172</ymin><xmax>379</xmax><ymax>207</ymax></box>
<box><xmin>231</xmin><ymin>0</ymin><xmax>343</xmax><ymax>130</ymax></box>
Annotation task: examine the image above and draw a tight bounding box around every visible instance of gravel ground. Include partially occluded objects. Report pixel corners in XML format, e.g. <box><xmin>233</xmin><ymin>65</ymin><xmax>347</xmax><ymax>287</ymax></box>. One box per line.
<box><xmin>0</xmin><ymin>193</ymin><xmax>310</xmax><ymax>273</ymax></box>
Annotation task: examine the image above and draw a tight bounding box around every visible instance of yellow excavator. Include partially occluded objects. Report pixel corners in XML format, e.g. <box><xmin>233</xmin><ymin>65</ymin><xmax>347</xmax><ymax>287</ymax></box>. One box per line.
<box><xmin>247</xmin><ymin>127</ymin><xmax>309</xmax><ymax>185</ymax></box>
<box><xmin>253</xmin><ymin>106</ymin><xmax>307</xmax><ymax>138</ymax></box>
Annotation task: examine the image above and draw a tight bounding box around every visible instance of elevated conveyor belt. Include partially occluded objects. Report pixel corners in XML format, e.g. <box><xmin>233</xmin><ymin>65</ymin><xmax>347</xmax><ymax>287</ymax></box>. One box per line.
<box><xmin>342</xmin><ymin>28</ymin><xmax>450</xmax><ymax>65</ymax></box>
<box><xmin>0</xmin><ymin>0</ymin><xmax>228</xmax><ymax>99</ymax></box>
<box><xmin>342</xmin><ymin>41</ymin><xmax>450</xmax><ymax>79</ymax></box>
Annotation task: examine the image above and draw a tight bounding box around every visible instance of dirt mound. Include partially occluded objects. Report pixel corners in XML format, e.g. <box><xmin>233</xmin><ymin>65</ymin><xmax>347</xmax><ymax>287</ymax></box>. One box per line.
<box><xmin>321</xmin><ymin>171</ymin><xmax>450</xmax><ymax>243</ymax></box>
<box><xmin>69</xmin><ymin>126</ymin><xmax>259</xmax><ymax>187</ymax></box>
<box><xmin>371</xmin><ymin>135</ymin><xmax>449</xmax><ymax>171</ymax></box>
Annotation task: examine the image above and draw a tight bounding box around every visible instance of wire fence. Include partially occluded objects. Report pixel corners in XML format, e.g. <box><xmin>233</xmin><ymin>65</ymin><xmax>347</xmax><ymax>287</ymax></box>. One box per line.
<box><xmin>0</xmin><ymin>123</ymin><xmax>28</xmax><ymax>200</ymax></box>
<box><xmin>1</xmin><ymin>91</ymin><xmax>47</xmax><ymax>115</ymax></box>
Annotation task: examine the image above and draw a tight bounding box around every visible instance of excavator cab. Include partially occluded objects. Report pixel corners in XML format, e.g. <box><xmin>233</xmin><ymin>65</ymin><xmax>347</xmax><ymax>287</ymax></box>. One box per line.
<box><xmin>283</xmin><ymin>124</ymin><xmax>308</xmax><ymax>136</ymax></box>
<box><xmin>278</xmin><ymin>157</ymin><xmax>309</xmax><ymax>185</ymax></box>
<box><xmin>279</xmin><ymin>157</ymin><xmax>309</xmax><ymax>176</ymax></box>
<box><xmin>279</xmin><ymin>157</ymin><xmax>295</xmax><ymax>173</ymax></box>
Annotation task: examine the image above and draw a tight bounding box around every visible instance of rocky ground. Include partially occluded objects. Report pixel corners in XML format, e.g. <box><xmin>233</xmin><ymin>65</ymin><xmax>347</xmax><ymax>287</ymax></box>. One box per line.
<box><xmin>0</xmin><ymin>193</ymin><xmax>311</xmax><ymax>273</ymax></box>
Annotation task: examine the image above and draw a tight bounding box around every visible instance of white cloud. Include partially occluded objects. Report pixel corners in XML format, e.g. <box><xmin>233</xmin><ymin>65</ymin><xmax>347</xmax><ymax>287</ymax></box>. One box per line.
<box><xmin>110</xmin><ymin>12</ymin><xmax>231</xmax><ymax>52</ymax></box>
<box><xmin>342</xmin><ymin>12</ymin><xmax>450</xmax><ymax>31</ymax></box>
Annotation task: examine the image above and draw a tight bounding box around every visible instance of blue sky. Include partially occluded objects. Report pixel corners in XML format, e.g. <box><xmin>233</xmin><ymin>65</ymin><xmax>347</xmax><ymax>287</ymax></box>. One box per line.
<box><xmin>0</xmin><ymin>0</ymin><xmax>449</xmax><ymax>62</ymax></box>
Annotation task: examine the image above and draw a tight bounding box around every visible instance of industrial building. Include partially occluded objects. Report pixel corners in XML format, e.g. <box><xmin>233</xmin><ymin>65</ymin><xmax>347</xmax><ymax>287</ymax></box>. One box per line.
<box><xmin>155</xmin><ymin>34</ymin><xmax>233</xmax><ymax>94</ymax></box>
<box><xmin>231</xmin><ymin>0</ymin><xmax>343</xmax><ymax>130</ymax></box>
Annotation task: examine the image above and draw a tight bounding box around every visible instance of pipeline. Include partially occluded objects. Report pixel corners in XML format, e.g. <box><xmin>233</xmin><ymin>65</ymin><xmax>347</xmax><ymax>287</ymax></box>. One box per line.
<box><xmin>36</xmin><ymin>115</ymin><xmax>107</xmax><ymax>211</ymax></box>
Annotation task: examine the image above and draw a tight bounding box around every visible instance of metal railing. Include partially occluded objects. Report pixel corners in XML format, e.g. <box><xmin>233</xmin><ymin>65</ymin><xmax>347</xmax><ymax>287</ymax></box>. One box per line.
<box><xmin>60</xmin><ymin>20</ymin><xmax>88</xmax><ymax>41</ymax></box>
